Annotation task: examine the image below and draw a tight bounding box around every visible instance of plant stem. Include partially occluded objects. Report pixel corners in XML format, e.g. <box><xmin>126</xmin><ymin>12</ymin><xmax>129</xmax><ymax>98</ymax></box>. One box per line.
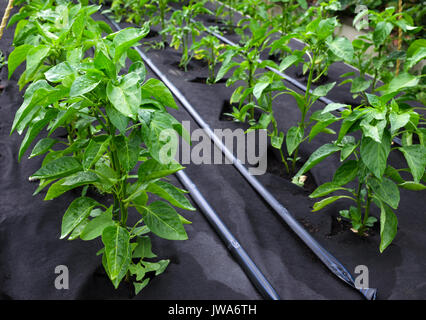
<box><xmin>291</xmin><ymin>50</ymin><xmax>316</xmax><ymax>173</ymax></box>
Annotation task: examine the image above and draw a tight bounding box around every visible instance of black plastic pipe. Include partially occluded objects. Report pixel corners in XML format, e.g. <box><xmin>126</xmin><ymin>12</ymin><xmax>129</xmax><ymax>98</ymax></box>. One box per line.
<box><xmin>176</xmin><ymin>170</ymin><xmax>280</xmax><ymax>300</ymax></box>
<box><xmin>103</xmin><ymin>13</ymin><xmax>377</xmax><ymax>300</ymax></box>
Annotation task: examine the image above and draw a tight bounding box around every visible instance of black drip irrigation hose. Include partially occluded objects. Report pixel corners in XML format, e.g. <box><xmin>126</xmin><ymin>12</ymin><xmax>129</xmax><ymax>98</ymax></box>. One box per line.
<box><xmin>183</xmin><ymin>7</ymin><xmax>403</xmax><ymax>147</ymax></box>
<box><xmin>176</xmin><ymin>171</ymin><xmax>280</xmax><ymax>300</ymax></box>
<box><xmin>103</xmin><ymin>13</ymin><xmax>377</xmax><ymax>300</ymax></box>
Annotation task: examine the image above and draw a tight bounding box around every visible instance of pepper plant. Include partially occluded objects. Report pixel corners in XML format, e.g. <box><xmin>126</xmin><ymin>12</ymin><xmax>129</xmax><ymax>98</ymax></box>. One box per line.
<box><xmin>163</xmin><ymin>0</ymin><xmax>212</xmax><ymax>71</ymax></box>
<box><xmin>341</xmin><ymin>5</ymin><xmax>422</xmax><ymax>96</ymax></box>
<box><xmin>7</xmin><ymin>0</ymin><xmax>113</xmax><ymax>89</ymax></box>
<box><xmin>191</xmin><ymin>33</ymin><xmax>226</xmax><ymax>84</ymax></box>
<box><xmin>293</xmin><ymin>85</ymin><xmax>426</xmax><ymax>252</ymax></box>
<box><xmin>264</xmin><ymin>15</ymin><xmax>346</xmax><ymax>173</ymax></box>
<box><xmin>102</xmin><ymin>0</ymin><xmax>153</xmax><ymax>25</ymax></box>
<box><xmin>215</xmin><ymin>19</ymin><xmax>275</xmax><ymax>119</ymax></box>
<box><xmin>9</xmin><ymin>0</ymin><xmax>194</xmax><ymax>294</ymax></box>
<box><xmin>270</xmin><ymin>0</ymin><xmax>307</xmax><ymax>35</ymax></box>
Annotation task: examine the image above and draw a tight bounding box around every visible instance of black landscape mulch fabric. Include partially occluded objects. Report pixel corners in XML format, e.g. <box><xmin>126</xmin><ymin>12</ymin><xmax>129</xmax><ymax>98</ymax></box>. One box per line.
<box><xmin>0</xmin><ymin>2</ymin><xmax>425</xmax><ymax>300</ymax></box>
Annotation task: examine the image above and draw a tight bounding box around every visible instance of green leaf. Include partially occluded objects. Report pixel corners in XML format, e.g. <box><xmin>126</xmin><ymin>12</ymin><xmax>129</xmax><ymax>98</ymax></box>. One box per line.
<box><xmin>102</xmin><ymin>225</ymin><xmax>131</xmax><ymax>286</ymax></box>
<box><xmin>253</xmin><ymin>77</ymin><xmax>271</xmax><ymax>100</ymax></box>
<box><xmin>271</xmin><ymin>131</ymin><xmax>284</xmax><ymax>149</ymax></box>
<box><xmin>83</xmin><ymin>138</ymin><xmax>110</xmax><ymax>170</ymax></box>
<box><xmin>107</xmin><ymin>74</ymin><xmax>141</xmax><ymax>119</ymax></box>
<box><xmin>70</xmin><ymin>73</ymin><xmax>102</xmax><ymax>97</ymax></box>
<box><xmin>278</xmin><ymin>55</ymin><xmax>299</xmax><ymax>72</ymax></box>
<box><xmin>360</xmin><ymin>131</ymin><xmax>391</xmax><ymax>179</ymax></box>
<box><xmin>309</xmin><ymin>117</ymin><xmax>337</xmax><ymax>142</ymax></box>
<box><xmin>31</xmin><ymin>156</ymin><xmax>82</xmax><ymax>180</ymax></box>
<box><xmin>94</xmin><ymin>50</ymin><xmax>116</xmax><ymax>79</ymax></box>
<box><xmin>322</xmin><ymin>103</ymin><xmax>348</xmax><ymax>114</ymax></box>
<box><xmin>112</xmin><ymin>26</ymin><xmax>149</xmax><ymax>63</ymax></box>
<box><xmin>286</xmin><ymin>126</ymin><xmax>303</xmax><ymax>156</ymax></box>
<box><xmin>340</xmin><ymin>136</ymin><xmax>358</xmax><ymax>161</ymax></box>
<box><xmin>11</xmin><ymin>80</ymin><xmax>68</xmax><ymax>133</ymax></box>
<box><xmin>333</xmin><ymin>160</ymin><xmax>358</xmax><ymax>186</ymax></box>
<box><xmin>81</xmin><ymin>207</ymin><xmax>114</xmax><ymax>241</ymax></box>
<box><xmin>385</xmin><ymin>166</ymin><xmax>405</xmax><ymax>184</ymax></box>
<box><xmin>312</xmin><ymin>196</ymin><xmax>351</xmax><ymax>212</ymax></box>
<box><xmin>310</xmin><ymin>182</ymin><xmax>342</xmax><ymax>198</ymax></box>
<box><xmin>399</xmin><ymin>181</ymin><xmax>426</xmax><ymax>191</ymax></box>
<box><xmin>399</xmin><ymin>145</ymin><xmax>426</xmax><ymax>183</ymax></box>
<box><xmin>350</xmin><ymin>77</ymin><xmax>371</xmax><ymax>93</ymax></box>
<box><xmin>328</xmin><ymin>37</ymin><xmax>354</xmax><ymax>61</ymax></box>
<box><xmin>141</xmin><ymin>78</ymin><xmax>178</xmax><ymax>109</ymax></box>
<box><xmin>132</xmin><ymin>236</ymin><xmax>157</xmax><ymax>259</ymax></box>
<box><xmin>134</xmin><ymin>279</ymin><xmax>150</xmax><ymax>295</ymax></box>
<box><xmin>378</xmin><ymin>202</ymin><xmax>398</xmax><ymax>253</ymax></box>
<box><xmin>312</xmin><ymin>82</ymin><xmax>336</xmax><ymax>98</ymax></box>
<box><xmin>293</xmin><ymin>144</ymin><xmax>341</xmax><ymax>180</ymax></box>
<box><xmin>26</xmin><ymin>45</ymin><xmax>50</xmax><ymax>78</ymax></box>
<box><xmin>30</xmin><ymin>138</ymin><xmax>58</xmax><ymax>159</ymax></box>
<box><xmin>114</xmin><ymin>131</ymin><xmax>140</xmax><ymax>172</ymax></box>
<box><xmin>61</xmin><ymin>197</ymin><xmax>99</xmax><ymax>239</ymax></box>
<box><xmin>137</xmin><ymin>201</ymin><xmax>187</xmax><ymax>240</ymax></box>
<box><xmin>147</xmin><ymin>180</ymin><xmax>195</xmax><ymax>211</ymax></box>
<box><xmin>45</xmin><ymin>171</ymin><xmax>99</xmax><ymax>200</ymax></box>
<box><xmin>373</xmin><ymin>21</ymin><xmax>393</xmax><ymax>47</ymax></box>
<box><xmin>19</xmin><ymin>110</ymin><xmax>57</xmax><ymax>161</ymax></box>
<box><xmin>45</xmin><ymin>62</ymin><xmax>75</xmax><ymax>83</ymax></box>
<box><xmin>360</xmin><ymin>119</ymin><xmax>386</xmax><ymax>143</ymax></box>
<box><xmin>138</xmin><ymin>159</ymin><xmax>184</xmax><ymax>182</ymax></box>
<box><xmin>8</xmin><ymin>44</ymin><xmax>33</xmax><ymax>79</ymax></box>
<box><xmin>389</xmin><ymin>112</ymin><xmax>410</xmax><ymax>133</ymax></box>
<box><xmin>105</xmin><ymin>103</ymin><xmax>129</xmax><ymax>135</ymax></box>
<box><xmin>369</xmin><ymin>177</ymin><xmax>400</xmax><ymax>209</ymax></box>
<box><xmin>381</xmin><ymin>72</ymin><xmax>419</xmax><ymax>94</ymax></box>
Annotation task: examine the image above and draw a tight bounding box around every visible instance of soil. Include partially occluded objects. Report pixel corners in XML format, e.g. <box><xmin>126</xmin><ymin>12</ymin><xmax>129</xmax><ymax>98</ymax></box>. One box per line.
<box><xmin>188</xmin><ymin>76</ymin><xmax>228</xmax><ymax>84</ymax></box>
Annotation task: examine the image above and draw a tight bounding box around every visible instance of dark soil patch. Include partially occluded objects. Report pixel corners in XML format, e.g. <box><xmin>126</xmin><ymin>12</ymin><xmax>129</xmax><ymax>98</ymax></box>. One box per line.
<box><xmin>266</xmin><ymin>146</ymin><xmax>318</xmax><ymax>193</ymax></box>
<box><xmin>296</xmin><ymin>70</ymin><xmax>330</xmax><ymax>86</ymax></box>
<box><xmin>219</xmin><ymin>100</ymin><xmax>238</xmax><ymax>121</ymax></box>
<box><xmin>327</xmin><ymin>216</ymin><xmax>352</xmax><ymax>237</ymax></box>
<box><xmin>298</xmin><ymin>218</ymin><xmax>320</xmax><ymax>234</ymax></box>
<box><xmin>219</xmin><ymin>100</ymin><xmax>262</xmax><ymax>122</ymax></box>
<box><xmin>169</xmin><ymin>57</ymin><xmax>208</xmax><ymax>72</ymax></box>
<box><xmin>145</xmin><ymin>29</ymin><xmax>159</xmax><ymax>39</ymax></box>
<box><xmin>189</xmin><ymin>76</ymin><xmax>228</xmax><ymax>84</ymax></box>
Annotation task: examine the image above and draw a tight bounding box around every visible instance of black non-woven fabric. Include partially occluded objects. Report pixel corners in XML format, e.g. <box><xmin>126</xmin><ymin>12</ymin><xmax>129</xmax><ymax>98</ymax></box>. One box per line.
<box><xmin>0</xmin><ymin>2</ymin><xmax>425</xmax><ymax>300</ymax></box>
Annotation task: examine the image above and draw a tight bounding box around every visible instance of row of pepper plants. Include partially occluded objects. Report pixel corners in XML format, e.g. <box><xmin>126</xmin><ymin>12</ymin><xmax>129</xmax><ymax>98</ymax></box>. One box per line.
<box><xmin>104</xmin><ymin>0</ymin><xmax>426</xmax><ymax>253</ymax></box>
<box><xmin>6</xmin><ymin>0</ymin><xmax>196</xmax><ymax>294</ymax></box>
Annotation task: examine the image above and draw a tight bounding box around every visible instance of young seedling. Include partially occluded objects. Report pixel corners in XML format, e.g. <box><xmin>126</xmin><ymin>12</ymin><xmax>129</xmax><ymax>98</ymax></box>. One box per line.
<box><xmin>102</xmin><ymin>0</ymin><xmax>155</xmax><ymax>25</ymax></box>
<box><xmin>216</xmin><ymin>19</ymin><xmax>275</xmax><ymax>119</ymax></box>
<box><xmin>191</xmin><ymin>33</ymin><xmax>226</xmax><ymax>84</ymax></box>
<box><xmin>270</xmin><ymin>0</ymin><xmax>308</xmax><ymax>35</ymax></box>
<box><xmin>164</xmin><ymin>0</ymin><xmax>212</xmax><ymax>71</ymax></box>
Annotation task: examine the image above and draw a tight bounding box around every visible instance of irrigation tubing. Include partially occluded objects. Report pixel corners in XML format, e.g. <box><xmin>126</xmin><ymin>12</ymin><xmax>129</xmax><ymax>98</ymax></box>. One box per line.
<box><xmin>103</xmin><ymin>13</ymin><xmax>377</xmax><ymax>300</ymax></box>
<box><xmin>176</xmin><ymin>170</ymin><xmax>280</xmax><ymax>300</ymax></box>
<box><xmin>180</xmin><ymin>6</ymin><xmax>403</xmax><ymax>146</ymax></box>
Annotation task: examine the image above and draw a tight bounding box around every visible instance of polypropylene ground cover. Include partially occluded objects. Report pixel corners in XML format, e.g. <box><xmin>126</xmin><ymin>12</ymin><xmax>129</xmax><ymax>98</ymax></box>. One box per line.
<box><xmin>0</xmin><ymin>2</ymin><xmax>425</xmax><ymax>300</ymax></box>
